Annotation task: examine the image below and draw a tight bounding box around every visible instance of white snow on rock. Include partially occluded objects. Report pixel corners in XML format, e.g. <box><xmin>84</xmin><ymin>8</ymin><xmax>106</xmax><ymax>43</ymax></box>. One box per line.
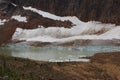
<box><xmin>12</xmin><ymin>24</ymin><xmax>120</xmax><ymax>43</ymax></box>
<box><xmin>99</xmin><ymin>26</ymin><xmax>120</xmax><ymax>39</ymax></box>
<box><xmin>12</xmin><ymin>18</ymin><xmax>115</xmax><ymax>41</ymax></box>
<box><xmin>11</xmin><ymin>15</ymin><xmax>27</xmax><ymax>22</ymax></box>
<box><xmin>11</xmin><ymin>3</ymin><xmax>17</xmax><ymax>7</ymax></box>
<box><xmin>0</xmin><ymin>19</ymin><xmax>7</xmax><ymax>25</ymax></box>
<box><xmin>23</xmin><ymin>6</ymin><xmax>115</xmax><ymax>35</ymax></box>
<box><xmin>12</xmin><ymin>7</ymin><xmax>120</xmax><ymax>43</ymax></box>
<box><xmin>23</xmin><ymin>6</ymin><xmax>83</xmax><ymax>25</ymax></box>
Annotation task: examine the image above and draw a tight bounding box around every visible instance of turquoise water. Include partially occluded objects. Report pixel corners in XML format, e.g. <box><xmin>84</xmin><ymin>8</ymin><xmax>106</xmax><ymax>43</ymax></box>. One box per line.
<box><xmin>0</xmin><ymin>44</ymin><xmax>120</xmax><ymax>62</ymax></box>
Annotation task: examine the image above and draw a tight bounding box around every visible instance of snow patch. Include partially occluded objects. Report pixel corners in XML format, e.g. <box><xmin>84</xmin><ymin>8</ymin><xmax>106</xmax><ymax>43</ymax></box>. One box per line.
<box><xmin>11</xmin><ymin>3</ymin><xmax>17</xmax><ymax>7</ymax></box>
<box><xmin>23</xmin><ymin>6</ymin><xmax>83</xmax><ymax>25</ymax></box>
<box><xmin>100</xmin><ymin>26</ymin><xmax>120</xmax><ymax>39</ymax></box>
<box><xmin>0</xmin><ymin>19</ymin><xmax>7</xmax><ymax>25</ymax></box>
<box><xmin>11</xmin><ymin>15</ymin><xmax>27</xmax><ymax>22</ymax></box>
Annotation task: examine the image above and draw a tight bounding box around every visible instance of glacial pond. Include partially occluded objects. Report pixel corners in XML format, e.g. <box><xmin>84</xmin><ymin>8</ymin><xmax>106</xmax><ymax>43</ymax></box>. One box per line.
<box><xmin>0</xmin><ymin>44</ymin><xmax>120</xmax><ymax>62</ymax></box>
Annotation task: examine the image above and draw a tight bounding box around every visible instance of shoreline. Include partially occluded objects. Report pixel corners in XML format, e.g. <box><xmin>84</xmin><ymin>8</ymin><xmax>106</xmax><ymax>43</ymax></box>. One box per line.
<box><xmin>0</xmin><ymin>52</ymin><xmax>120</xmax><ymax>80</ymax></box>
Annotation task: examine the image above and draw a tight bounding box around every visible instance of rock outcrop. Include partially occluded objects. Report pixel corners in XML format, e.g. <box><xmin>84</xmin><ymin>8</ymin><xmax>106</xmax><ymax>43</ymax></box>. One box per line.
<box><xmin>6</xmin><ymin>0</ymin><xmax>120</xmax><ymax>25</ymax></box>
<box><xmin>0</xmin><ymin>20</ymin><xmax>17</xmax><ymax>45</ymax></box>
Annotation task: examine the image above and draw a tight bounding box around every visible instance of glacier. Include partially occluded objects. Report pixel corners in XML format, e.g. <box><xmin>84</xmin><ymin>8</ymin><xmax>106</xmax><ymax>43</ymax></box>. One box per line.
<box><xmin>12</xmin><ymin>6</ymin><xmax>120</xmax><ymax>43</ymax></box>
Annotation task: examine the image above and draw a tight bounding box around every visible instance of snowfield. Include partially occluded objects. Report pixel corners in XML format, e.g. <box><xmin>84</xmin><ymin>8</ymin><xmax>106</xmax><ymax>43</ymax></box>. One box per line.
<box><xmin>12</xmin><ymin>6</ymin><xmax>120</xmax><ymax>43</ymax></box>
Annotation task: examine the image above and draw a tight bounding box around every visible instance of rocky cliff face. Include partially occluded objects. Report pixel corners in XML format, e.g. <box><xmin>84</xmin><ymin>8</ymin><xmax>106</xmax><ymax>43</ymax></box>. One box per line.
<box><xmin>6</xmin><ymin>0</ymin><xmax>120</xmax><ymax>25</ymax></box>
<box><xmin>0</xmin><ymin>0</ymin><xmax>120</xmax><ymax>45</ymax></box>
